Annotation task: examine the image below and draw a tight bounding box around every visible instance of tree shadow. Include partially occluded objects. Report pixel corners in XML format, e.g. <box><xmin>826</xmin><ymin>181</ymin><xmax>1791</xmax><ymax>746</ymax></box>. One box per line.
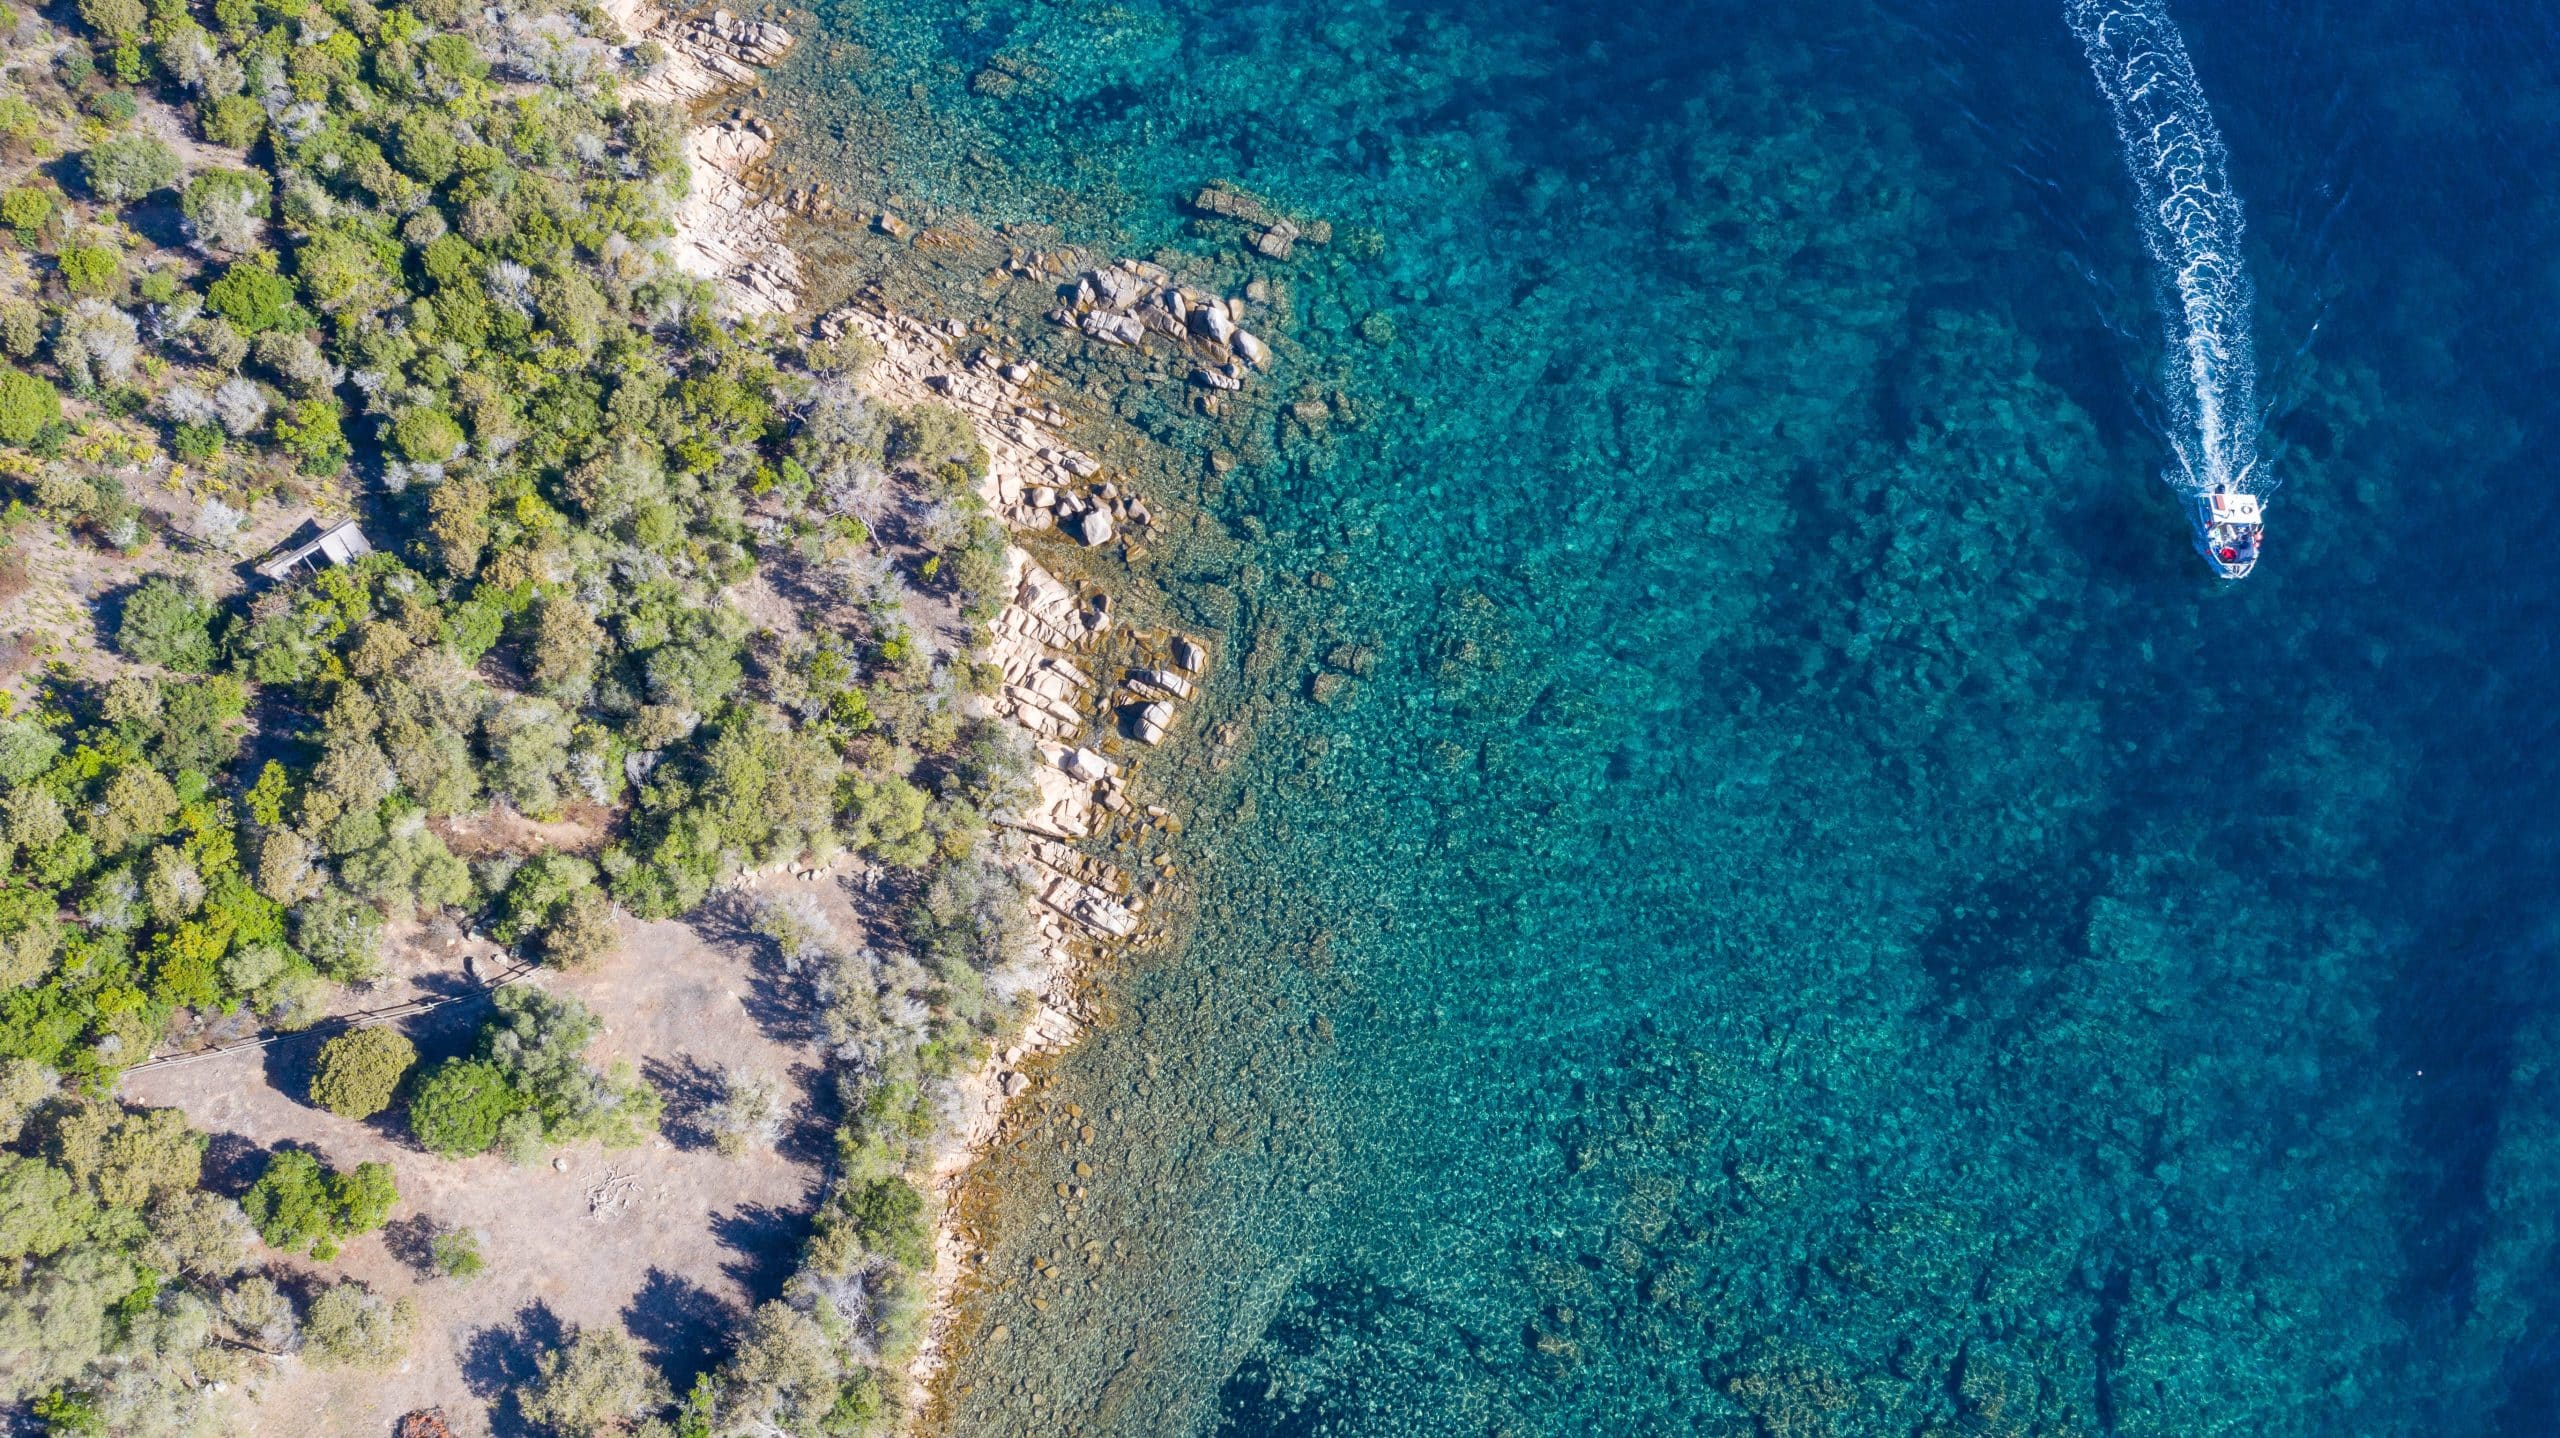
<box><xmin>124</xmin><ymin>196</ymin><xmax>188</xmax><ymax>252</ymax></box>
<box><xmin>380</xmin><ymin>1213</ymin><xmax>440</xmax><ymax>1275</ymax></box>
<box><xmin>687</xmin><ymin>889</ymin><xmax>817</xmax><ymax>1044</ymax></box>
<box><xmin>774</xmin><ymin>1059</ymin><xmax>841</xmax><ymax>1168</ymax></box>
<box><xmin>198</xmin><ymin>1130</ymin><xmax>274</xmax><ymax>1200</ymax></box>
<box><xmin>620</xmin><ymin>1266</ymin><xmax>742</xmax><ymax>1397</ymax></box>
<box><xmin>257</xmin><ymin>1026</ymin><xmax>324</xmax><ymax>1108</ymax></box>
<box><xmin>641</xmin><ymin>1054</ymin><xmax>728</xmax><ymax>1154</ymax></box>
<box><xmin>710</xmin><ymin>1199</ymin><xmax>818</xmax><ymax>1302</ymax></box>
<box><xmin>457</xmin><ymin>1301</ymin><xmax>565</xmax><ymax>1438</ymax></box>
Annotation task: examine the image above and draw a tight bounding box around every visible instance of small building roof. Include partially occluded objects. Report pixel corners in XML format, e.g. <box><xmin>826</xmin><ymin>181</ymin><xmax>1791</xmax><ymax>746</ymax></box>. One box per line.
<box><xmin>253</xmin><ymin>518</ymin><xmax>373</xmax><ymax>582</ymax></box>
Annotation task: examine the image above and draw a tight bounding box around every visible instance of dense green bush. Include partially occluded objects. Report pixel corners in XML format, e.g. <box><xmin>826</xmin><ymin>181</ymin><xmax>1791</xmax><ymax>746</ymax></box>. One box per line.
<box><xmin>0</xmin><ymin>185</ymin><xmax>52</xmax><ymax>235</ymax></box>
<box><xmin>205</xmin><ymin>255</ymin><xmax>305</xmax><ymax>335</ymax></box>
<box><xmin>80</xmin><ymin>133</ymin><xmax>179</xmax><ymax>203</ymax></box>
<box><xmin>57</xmin><ymin>244</ymin><xmax>119</xmax><ymax>298</ymax></box>
<box><xmin>114</xmin><ymin>575</ymin><xmax>217</xmax><ymax>672</ymax></box>
<box><xmin>309</xmin><ymin>1025</ymin><xmax>417</xmax><ymax>1119</ymax></box>
<box><xmin>518</xmin><ymin>1326</ymin><xmax>675</xmax><ymax>1437</ymax></box>
<box><xmin>240</xmin><ymin>1148</ymin><xmax>397</xmax><ymax>1256</ymax></box>
<box><xmin>304</xmin><ymin>1280</ymin><xmax>416</xmax><ymax>1369</ymax></box>
<box><xmin>0</xmin><ymin>364</ymin><xmax>60</xmax><ymax>445</ymax></box>
<box><xmin>408</xmin><ymin>1059</ymin><xmax>519</xmax><ymax>1158</ymax></box>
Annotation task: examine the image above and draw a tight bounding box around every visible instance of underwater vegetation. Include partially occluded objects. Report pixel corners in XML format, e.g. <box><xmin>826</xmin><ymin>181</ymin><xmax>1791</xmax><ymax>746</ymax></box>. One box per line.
<box><xmin>766</xmin><ymin>0</ymin><xmax>2560</xmax><ymax>1434</ymax></box>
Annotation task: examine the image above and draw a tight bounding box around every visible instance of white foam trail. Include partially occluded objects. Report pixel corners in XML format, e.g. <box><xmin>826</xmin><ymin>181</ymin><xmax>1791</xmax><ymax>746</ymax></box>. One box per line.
<box><xmin>2067</xmin><ymin>0</ymin><xmax>2264</xmax><ymax>496</ymax></box>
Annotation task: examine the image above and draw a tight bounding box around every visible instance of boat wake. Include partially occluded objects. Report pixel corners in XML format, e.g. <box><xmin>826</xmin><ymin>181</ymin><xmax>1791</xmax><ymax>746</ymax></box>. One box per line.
<box><xmin>2068</xmin><ymin>0</ymin><xmax>2268</xmax><ymax>558</ymax></box>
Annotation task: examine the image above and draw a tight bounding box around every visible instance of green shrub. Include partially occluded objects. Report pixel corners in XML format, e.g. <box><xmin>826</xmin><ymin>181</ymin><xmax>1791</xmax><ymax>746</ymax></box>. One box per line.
<box><xmin>408</xmin><ymin>1058</ymin><xmax>519</xmax><ymax>1157</ymax></box>
<box><xmin>115</xmin><ymin>576</ymin><xmax>217</xmax><ymax>672</ymax></box>
<box><xmin>494</xmin><ymin>852</ymin><xmax>595</xmax><ymax>944</ymax></box>
<box><xmin>0</xmin><ymin>185</ymin><xmax>51</xmax><ymax>235</ymax></box>
<box><xmin>75</xmin><ymin>0</ymin><xmax>145</xmax><ymax>38</ymax></box>
<box><xmin>309</xmin><ymin>1026</ymin><xmax>417</xmax><ymax>1119</ymax></box>
<box><xmin>0</xmin><ymin>366</ymin><xmax>61</xmax><ymax>446</ymax></box>
<box><xmin>171</xmin><ymin>422</ymin><xmax>224</xmax><ymax>460</ymax></box>
<box><xmin>240</xmin><ymin>1149</ymin><xmax>333</xmax><ymax>1252</ymax></box>
<box><xmin>205</xmin><ymin>256</ymin><xmax>305</xmax><ymax>335</ymax></box>
<box><xmin>392</xmin><ymin>111</ymin><xmax>461</xmax><ymax>184</ymax></box>
<box><xmin>517</xmin><ymin>1326</ymin><xmax>673</xmax><ymax>1437</ymax></box>
<box><xmin>275</xmin><ymin>397</ymin><xmax>350</xmax><ymax>474</ymax></box>
<box><xmin>201</xmin><ymin>94</ymin><xmax>264</xmax><ymax>149</ymax></box>
<box><xmin>80</xmin><ymin>134</ymin><xmax>180</xmax><ymax>204</ymax></box>
<box><xmin>58</xmin><ymin>244</ymin><xmax>119</xmax><ymax>297</ymax></box>
<box><xmin>538</xmin><ymin>887</ymin><xmax>618</xmax><ymax>970</ymax></box>
<box><xmin>304</xmin><ymin>1281</ymin><xmax>416</xmax><ymax>1369</ymax></box>
<box><xmin>390</xmin><ymin>406</ymin><xmax>464</xmax><ymax>462</ymax></box>
<box><xmin>86</xmin><ymin>91</ymin><xmax>139</xmax><ymax>127</ymax></box>
<box><xmin>430</xmin><ymin>1225</ymin><xmax>484</xmax><ymax>1280</ymax></box>
<box><xmin>293</xmin><ymin>889</ymin><xmax>385</xmax><ymax>982</ymax></box>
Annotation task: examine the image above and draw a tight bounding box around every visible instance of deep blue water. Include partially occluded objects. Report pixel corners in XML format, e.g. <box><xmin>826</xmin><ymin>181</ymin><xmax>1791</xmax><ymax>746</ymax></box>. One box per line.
<box><xmin>776</xmin><ymin>1</ymin><xmax>2560</xmax><ymax>1431</ymax></box>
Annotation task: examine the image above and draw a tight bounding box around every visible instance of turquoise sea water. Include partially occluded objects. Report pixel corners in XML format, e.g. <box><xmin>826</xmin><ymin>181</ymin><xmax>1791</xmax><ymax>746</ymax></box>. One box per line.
<box><xmin>773</xmin><ymin>1</ymin><xmax>2560</xmax><ymax>1431</ymax></box>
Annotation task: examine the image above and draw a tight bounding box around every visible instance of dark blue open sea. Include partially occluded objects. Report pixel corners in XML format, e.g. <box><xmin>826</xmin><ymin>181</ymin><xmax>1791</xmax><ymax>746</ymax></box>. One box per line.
<box><xmin>775</xmin><ymin>1</ymin><xmax>2560</xmax><ymax>1431</ymax></box>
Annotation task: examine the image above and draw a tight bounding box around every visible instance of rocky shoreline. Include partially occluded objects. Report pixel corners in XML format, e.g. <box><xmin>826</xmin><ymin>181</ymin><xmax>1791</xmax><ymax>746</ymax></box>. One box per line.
<box><xmin>600</xmin><ymin>0</ymin><xmax>802</xmax><ymax>314</ymax></box>
<box><xmin>820</xmin><ymin>305</ymin><xmax>1201</xmax><ymax>1410</ymax></box>
<box><xmin>608</xmin><ymin>6</ymin><xmax>1272</xmax><ymax>1423</ymax></box>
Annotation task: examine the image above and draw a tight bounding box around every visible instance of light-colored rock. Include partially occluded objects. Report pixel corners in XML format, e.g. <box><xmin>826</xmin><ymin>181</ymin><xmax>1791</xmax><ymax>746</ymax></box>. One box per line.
<box><xmin>1192</xmin><ymin>366</ymin><xmax>1243</xmax><ymax>392</ymax></box>
<box><xmin>1076</xmin><ymin>509</ymin><xmax>1115</xmax><ymax>546</ymax></box>
<box><xmin>1172</xmin><ymin>637</ymin><xmax>1206</xmax><ymax>673</ymax></box>
<box><xmin>1233</xmin><ymin>329</ymin><xmax>1271</xmax><ymax>369</ymax></box>
<box><xmin>1076</xmin><ymin>896</ymin><xmax>1139</xmax><ymax>938</ymax></box>
<box><xmin>1090</xmin><ymin>267</ymin><xmax>1145</xmax><ymax>310</ymax></box>
<box><xmin>1128</xmin><ymin>667</ymin><xmax>1194</xmax><ymax>699</ymax></box>
<box><xmin>1080</xmin><ymin>311</ymin><xmax>1144</xmax><ymax>346</ymax></box>
<box><xmin>1059</xmin><ymin>747</ymin><xmax>1114</xmax><ymax>783</ymax></box>
<box><xmin>1192</xmin><ymin>304</ymin><xmax>1235</xmax><ymax>345</ymax></box>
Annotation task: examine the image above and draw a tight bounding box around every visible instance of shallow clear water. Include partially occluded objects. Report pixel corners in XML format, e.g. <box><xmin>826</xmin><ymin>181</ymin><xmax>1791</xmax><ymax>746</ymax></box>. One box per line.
<box><xmin>772</xmin><ymin>1</ymin><xmax>2560</xmax><ymax>1431</ymax></box>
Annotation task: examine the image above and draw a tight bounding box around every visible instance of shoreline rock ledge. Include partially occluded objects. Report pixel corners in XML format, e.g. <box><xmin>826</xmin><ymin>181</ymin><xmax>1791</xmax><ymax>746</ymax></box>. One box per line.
<box><xmin>601</xmin><ymin>0</ymin><xmax>802</xmax><ymax>315</ymax></box>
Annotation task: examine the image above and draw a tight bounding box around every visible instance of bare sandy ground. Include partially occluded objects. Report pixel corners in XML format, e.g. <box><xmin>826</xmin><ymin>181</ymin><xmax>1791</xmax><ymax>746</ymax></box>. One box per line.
<box><xmin>123</xmin><ymin>872</ymin><xmax>874</xmax><ymax>1436</ymax></box>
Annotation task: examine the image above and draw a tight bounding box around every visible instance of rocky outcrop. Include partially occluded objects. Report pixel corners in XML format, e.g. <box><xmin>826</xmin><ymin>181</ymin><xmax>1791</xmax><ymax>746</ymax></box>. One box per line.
<box><xmin>600</xmin><ymin>0</ymin><xmax>791</xmax><ymax>103</ymax></box>
<box><xmin>600</xmin><ymin>0</ymin><xmax>801</xmax><ymax>316</ymax></box>
<box><xmin>1048</xmin><ymin>257</ymin><xmax>1277</xmax><ymax>396</ymax></box>
<box><xmin>815</xmin><ymin>307</ymin><xmax>1162</xmax><ymax>546</ymax></box>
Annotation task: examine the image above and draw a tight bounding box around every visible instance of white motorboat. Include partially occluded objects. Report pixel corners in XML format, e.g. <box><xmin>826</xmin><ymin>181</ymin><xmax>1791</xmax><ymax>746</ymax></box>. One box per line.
<box><xmin>2187</xmin><ymin>488</ymin><xmax>2264</xmax><ymax>579</ymax></box>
